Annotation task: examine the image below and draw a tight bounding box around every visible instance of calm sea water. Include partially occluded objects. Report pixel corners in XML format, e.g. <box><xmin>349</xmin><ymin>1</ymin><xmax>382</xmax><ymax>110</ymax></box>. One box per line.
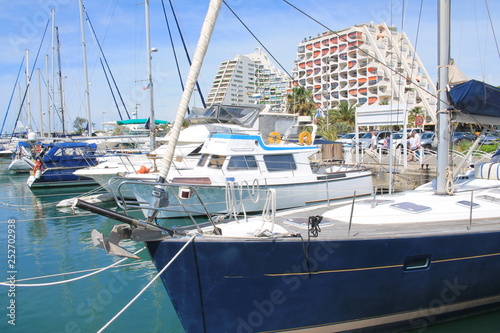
<box><xmin>0</xmin><ymin>157</ymin><xmax>499</xmax><ymax>333</ymax></box>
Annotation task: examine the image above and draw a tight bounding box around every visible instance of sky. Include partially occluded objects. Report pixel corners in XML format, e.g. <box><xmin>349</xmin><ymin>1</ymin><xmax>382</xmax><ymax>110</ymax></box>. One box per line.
<box><xmin>0</xmin><ymin>0</ymin><xmax>498</xmax><ymax>134</ymax></box>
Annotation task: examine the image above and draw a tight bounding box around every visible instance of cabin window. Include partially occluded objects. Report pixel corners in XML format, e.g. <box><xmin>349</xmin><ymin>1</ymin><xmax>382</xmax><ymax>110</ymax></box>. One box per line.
<box><xmin>207</xmin><ymin>155</ymin><xmax>226</xmax><ymax>169</ymax></box>
<box><xmin>197</xmin><ymin>154</ymin><xmax>209</xmax><ymax>167</ymax></box>
<box><xmin>264</xmin><ymin>154</ymin><xmax>296</xmax><ymax>172</ymax></box>
<box><xmin>403</xmin><ymin>255</ymin><xmax>431</xmax><ymax>271</ymax></box>
<box><xmin>227</xmin><ymin>156</ymin><xmax>258</xmax><ymax>170</ymax></box>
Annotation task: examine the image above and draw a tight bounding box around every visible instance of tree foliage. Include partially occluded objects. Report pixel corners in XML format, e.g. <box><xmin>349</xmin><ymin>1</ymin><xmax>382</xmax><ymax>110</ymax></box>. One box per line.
<box><xmin>316</xmin><ymin>101</ymin><xmax>357</xmax><ymax>141</ymax></box>
<box><xmin>286</xmin><ymin>86</ymin><xmax>317</xmax><ymax>116</ymax></box>
<box><xmin>73</xmin><ymin>117</ymin><xmax>88</xmax><ymax>135</ymax></box>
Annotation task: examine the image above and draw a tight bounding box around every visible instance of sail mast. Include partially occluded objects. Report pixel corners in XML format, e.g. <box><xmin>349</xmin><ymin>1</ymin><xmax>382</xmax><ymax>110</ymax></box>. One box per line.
<box><xmin>147</xmin><ymin>0</ymin><xmax>223</xmax><ymax>222</ymax></box>
<box><xmin>50</xmin><ymin>8</ymin><xmax>55</xmax><ymax>136</ymax></box>
<box><xmin>37</xmin><ymin>68</ymin><xmax>44</xmax><ymax>137</ymax></box>
<box><xmin>158</xmin><ymin>0</ymin><xmax>222</xmax><ymax>182</ymax></box>
<box><xmin>45</xmin><ymin>54</ymin><xmax>51</xmax><ymax>137</ymax></box>
<box><xmin>79</xmin><ymin>0</ymin><xmax>92</xmax><ymax>136</ymax></box>
<box><xmin>56</xmin><ymin>27</ymin><xmax>65</xmax><ymax>135</ymax></box>
<box><xmin>436</xmin><ymin>0</ymin><xmax>451</xmax><ymax>195</ymax></box>
<box><xmin>145</xmin><ymin>0</ymin><xmax>156</xmax><ymax>150</ymax></box>
<box><xmin>25</xmin><ymin>49</ymin><xmax>31</xmax><ymax>131</ymax></box>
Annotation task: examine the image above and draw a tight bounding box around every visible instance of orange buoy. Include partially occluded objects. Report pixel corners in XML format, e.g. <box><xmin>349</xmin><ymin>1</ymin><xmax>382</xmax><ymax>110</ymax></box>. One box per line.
<box><xmin>137</xmin><ymin>165</ymin><xmax>149</xmax><ymax>174</ymax></box>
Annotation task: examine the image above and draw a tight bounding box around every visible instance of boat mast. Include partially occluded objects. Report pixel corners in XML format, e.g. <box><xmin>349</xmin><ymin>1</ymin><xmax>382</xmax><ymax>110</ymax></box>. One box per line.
<box><xmin>51</xmin><ymin>8</ymin><xmax>55</xmax><ymax>136</ymax></box>
<box><xmin>158</xmin><ymin>0</ymin><xmax>222</xmax><ymax>182</ymax></box>
<box><xmin>56</xmin><ymin>27</ymin><xmax>65</xmax><ymax>135</ymax></box>
<box><xmin>147</xmin><ymin>0</ymin><xmax>223</xmax><ymax>223</ymax></box>
<box><xmin>436</xmin><ymin>0</ymin><xmax>451</xmax><ymax>195</ymax></box>
<box><xmin>45</xmin><ymin>54</ymin><xmax>51</xmax><ymax>137</ymax></box>
<box><xmin>79</xmin><ymin>0</ymin><xmax>92</xmax><ymax>136</ymax></box>
<box><xmin>37</xmin><ymin>68</ymin><xmax>44</xmax><ymax>137</ymax></box>
<box><xmin>25</xmin><ymin>49</ymin><xmax>31</xmax><ymax>132</ymax></box>
<box><xmin>145</xmin><ymin>0</ymin><xmax>156</xmax><ymax>150</ymax></box>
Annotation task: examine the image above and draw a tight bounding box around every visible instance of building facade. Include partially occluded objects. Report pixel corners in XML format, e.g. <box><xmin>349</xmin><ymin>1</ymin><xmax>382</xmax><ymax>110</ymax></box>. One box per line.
<box><xmin>291</xmin><ymin>23</ymin><xmax>437</xmax><ymax>123</ymax></box>
<box><xmin>207</xmin><ymin>50</ymin><xmax>289</xmax><ymax>111</ymax></box>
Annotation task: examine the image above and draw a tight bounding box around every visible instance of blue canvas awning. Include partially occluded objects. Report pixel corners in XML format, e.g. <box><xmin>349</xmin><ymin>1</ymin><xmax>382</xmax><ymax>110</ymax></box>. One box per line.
<box><xmin>449</xmin><ymin>80</ymin><xmax>500</xmax><ymax>124</ymax></box>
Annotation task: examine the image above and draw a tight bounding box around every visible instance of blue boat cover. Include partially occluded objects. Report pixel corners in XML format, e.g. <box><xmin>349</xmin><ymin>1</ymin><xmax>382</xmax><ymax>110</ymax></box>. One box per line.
<box><xmin>449</xmin><ymin>80</ymin><xmax>500</xmax><ymax>118</ymax></box>
<box><xmin>42</xmin><ymin>142</ymin><xmax>99</xmax><ymax>168</ymax></box>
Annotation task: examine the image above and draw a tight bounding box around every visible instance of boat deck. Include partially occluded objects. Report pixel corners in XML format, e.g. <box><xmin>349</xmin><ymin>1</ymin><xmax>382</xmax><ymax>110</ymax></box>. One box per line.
<box><xmin>172</xmin><ymin>185</ymin><xmax>500</xmax><ymax>241</ymax></box>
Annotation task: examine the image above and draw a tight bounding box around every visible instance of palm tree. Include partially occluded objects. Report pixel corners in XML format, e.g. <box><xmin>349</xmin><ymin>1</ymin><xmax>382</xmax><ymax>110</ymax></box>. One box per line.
<box><xmin>316</xmin><ymin>101</ymin><xmax>357</xmax><ymax>141</ymax></box>
<box><xmin>329</xmin><ymin>101</ymin><xmax>356</xmax><ymax>127</ymax></box>
<box><xmin>286</xmin><ymin>86</ymin><xmax>317</xmax><ymax>116</ymax></box>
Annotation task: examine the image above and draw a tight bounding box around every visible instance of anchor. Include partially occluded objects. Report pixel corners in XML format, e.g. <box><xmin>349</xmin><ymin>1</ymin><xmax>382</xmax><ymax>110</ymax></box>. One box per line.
<box><xmin>76</xmin><ymin>199</ymin><xmax>174</xmax><ymax>259</ymax></box>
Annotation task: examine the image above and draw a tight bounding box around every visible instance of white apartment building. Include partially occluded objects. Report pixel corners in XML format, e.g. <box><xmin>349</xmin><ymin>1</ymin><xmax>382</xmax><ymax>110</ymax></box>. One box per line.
<box><xmin>207</xmin><ymin>50</ymin><xmax>289</xmax><ymax>111</ymax></box>
<box><xmin>292</xmin><ymin>23</ymin><xmax>437</xmax><ymax>123</ymax></box>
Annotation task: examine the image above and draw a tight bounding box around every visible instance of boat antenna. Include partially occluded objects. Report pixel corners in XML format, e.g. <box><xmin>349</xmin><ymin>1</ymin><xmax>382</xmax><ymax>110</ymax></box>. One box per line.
<box><xmin>147</xmin><ymin>0</ymin><xmax>223</xmax><ymax>224</ymax></box>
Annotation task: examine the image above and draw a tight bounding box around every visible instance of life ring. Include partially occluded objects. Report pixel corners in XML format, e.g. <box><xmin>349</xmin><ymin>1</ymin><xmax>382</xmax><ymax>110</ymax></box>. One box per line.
<box><xmin>268</xmin><ymin>132</ymin><xmax>282</xmax><ymax>144</ymax></box>
<box><xmin>298</xmin><ymin>131</ymin><xmax>313</xmax><ymax>145</ymax></box>
<box><xmin>35</xmin><ymin>145</ymin><xmax>42</xmax><ymax>153</ymax></box>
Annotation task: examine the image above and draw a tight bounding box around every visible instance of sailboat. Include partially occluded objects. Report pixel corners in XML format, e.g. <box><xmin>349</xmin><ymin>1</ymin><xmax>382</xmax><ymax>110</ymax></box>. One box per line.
<box><xmin>75</xmin><ymin>0</ymin><xmax>500</xmax><ymax>331</ymax></box>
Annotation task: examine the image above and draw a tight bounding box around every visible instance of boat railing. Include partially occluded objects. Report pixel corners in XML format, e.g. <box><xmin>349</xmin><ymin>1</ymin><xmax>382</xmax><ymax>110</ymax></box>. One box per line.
<box><xmin>110</xmin><ymin>178</ymin><xmax>224</xmax><ymax>232</ymax></box>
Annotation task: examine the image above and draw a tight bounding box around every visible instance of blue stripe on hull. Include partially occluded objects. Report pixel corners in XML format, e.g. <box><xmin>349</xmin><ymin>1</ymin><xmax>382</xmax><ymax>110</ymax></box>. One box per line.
<box><xmin>147</xmin><ymin>231</ymin><xmax>500</xmax><ymax>332</ymax></box>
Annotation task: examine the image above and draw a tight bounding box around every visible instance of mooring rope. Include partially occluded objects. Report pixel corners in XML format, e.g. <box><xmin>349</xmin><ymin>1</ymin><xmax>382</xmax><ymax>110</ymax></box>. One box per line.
<box><xmin>97</xmin><ymin>235</ymin><xmax>196</xmax><ymax>333</ymax></box>
<box><xmin>0</xmin><ymin>247</ymin><xmax>146</xmax><ymax>287</ymax></box>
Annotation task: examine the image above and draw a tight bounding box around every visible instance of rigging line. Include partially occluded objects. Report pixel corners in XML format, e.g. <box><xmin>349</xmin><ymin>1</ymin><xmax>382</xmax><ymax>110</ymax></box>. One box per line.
<box><xmin>160</xmin><ymin>0</ymin><xmax>188</xmax><ymax>107</ymax></box>
<box><xmin>221</xmin><ymin>1</ymin><xmax>326</xmax><ymax>113</ymax></box>
<box><xmin>97</xmin><ymin>235</ymin><xmax>196</xmax><ymax>333</ymax></box>
<box><xmin>167</xmin><ymin>0</ymin><xmax>207</xmax><ymax>108</ymax></box>
<box><xmin>85</xmin><ymin>10</ymin><xmax>131</xmax><ymax>119</ymax></box>
<box><xmin>10</xmin><ymin>18</ymin><xmax>51</xmax><ymax>140</ymax></box>
<box><xmin>484</xmin><ymin>0</ymin><xmax>500</xmax><ymax>59</ymax></box>
<box><xmin>0</xmin><ymin>56</ymin><xmax>25</xmax><ymax>135</ymax></box>
<box><xmin>100</xmin><ymin>58</ymin><xmax>123</xmax><ymax>120</ymax></box>
<box><xmin>281</xmin><ymin>0</ymin><xmax>448</xmax><ymax>109</ymax></box>
<box><xmin>0</xmin><ymin>247</ymin><xmax>146</xmax><ymax>287</ymax></box>
<box><xmin>222</xmin><ymin>2</ymin><xmax>292</xmax><ymax>86</ymax></box>
<box><xmin>392</xmin><ymin>0</ymin><xmax>408</xmax><ymax>127</ymax></box>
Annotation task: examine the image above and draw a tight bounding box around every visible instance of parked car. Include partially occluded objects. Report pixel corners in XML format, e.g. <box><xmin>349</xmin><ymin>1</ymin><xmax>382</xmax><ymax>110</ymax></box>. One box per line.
<box><xmin>359</xmin><ymin>131</ymin><xmax>394</xmax><ymax>149</ymax></box>
<box><xmin>377</xmin><ymin>133</ymin><xmax>406</xmax><ymax>149</ymax></box>
<box><xmin>479</xmin><ymin>132</ymin><xmax>500</xmax><ymax>145</ymax></box>
<box><xmin>452</xmin><ymin>132</ymin><xmax>477</xmax><ymax>144</ymax></box>
<box><xmin>420</xmin><ymin>132</ymin><xmax>437</xmax><ymax>150</ymax></box>
<box><xmin>398</xmin><ymin>128</ymin><xmax>424</xmax><ymax>135</ymax></box>
<box><xmin>336</xmin><ymin>132</ymin><xmax>367</xmax><ymax>146</ymax></box>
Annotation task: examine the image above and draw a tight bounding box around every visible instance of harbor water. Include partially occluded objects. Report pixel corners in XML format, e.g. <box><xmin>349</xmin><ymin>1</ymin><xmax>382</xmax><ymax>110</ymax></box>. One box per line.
<box><xmin>0</xmin><ymin>157</ymin><xmax>499</xmax><ymax>332</ymax></box>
